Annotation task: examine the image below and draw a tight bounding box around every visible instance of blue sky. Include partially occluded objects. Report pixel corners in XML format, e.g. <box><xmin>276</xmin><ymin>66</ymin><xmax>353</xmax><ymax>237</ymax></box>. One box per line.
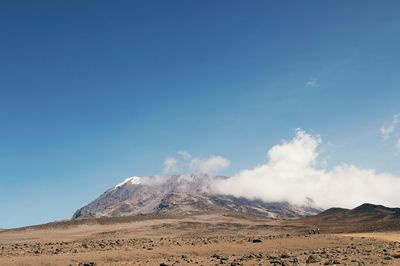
<box><xmin>1</xmin><ymin>1</ymin><xmax>400</xmax><ymax>228</ymax></box>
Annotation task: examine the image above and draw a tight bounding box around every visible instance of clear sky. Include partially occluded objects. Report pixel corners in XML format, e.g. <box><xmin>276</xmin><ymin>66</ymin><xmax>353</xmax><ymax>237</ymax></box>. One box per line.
<box><xmin>1</xmin><ymin>1</ymin><xmax>400</xmax><ymax>228</ymax></box>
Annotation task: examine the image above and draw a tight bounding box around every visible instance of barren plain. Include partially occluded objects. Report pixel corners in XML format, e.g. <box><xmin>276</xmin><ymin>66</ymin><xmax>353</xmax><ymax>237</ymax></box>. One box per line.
<box><xmin>1</xmin><ymin>213</ymin><xmax>400</xmax><ymax>266</ymax></box>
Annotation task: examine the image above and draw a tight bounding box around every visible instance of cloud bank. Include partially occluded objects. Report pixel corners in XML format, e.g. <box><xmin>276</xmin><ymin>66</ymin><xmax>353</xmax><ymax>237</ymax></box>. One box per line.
<box><xmin>214</xmin><ymin>130</ymin><xmax>400</xmax><ymax>209</ymax></box>
<box><xmin>162</xmin><ymin>151</ymin><xmax>230</xmax><ymax>175</ymax></box>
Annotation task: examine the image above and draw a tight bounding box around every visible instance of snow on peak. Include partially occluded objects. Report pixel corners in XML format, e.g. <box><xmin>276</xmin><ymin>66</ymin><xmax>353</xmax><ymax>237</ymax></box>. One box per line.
<box><xmin>114</xmin><ymin>176</ymin><xmax>141</xmax><ymax>189</ymax></box>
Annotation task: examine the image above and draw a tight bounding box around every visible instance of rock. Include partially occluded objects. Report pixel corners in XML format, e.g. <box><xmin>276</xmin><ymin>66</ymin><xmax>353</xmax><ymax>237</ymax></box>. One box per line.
<box><xmin>53</xmin><ymin>248</ymin><xmax>61</xmax><ymax>254</ymax></box>
<box><xmin>242</xmin><ymin>253</ymin><xmax>255</xmax><ymax>259</ymax></box>
<box><xmin>212</xmin><ymin>254</ymin><xmax>221</xmax><ymax>259</ymax></box>
<box><xmin>324</xmin><ymin>259</ymin><xmax>341</xmax><ymax>265</ymax></box>
<box><xmin>306</xmin><ymin>255</ymin><xmax>321</xmax><ymax>264</ymax></box>
<box><xmin>391</xmin><ymin>253</ymin><xmax>400</xmax><ymax>258</ymax></box>
<box><xmin>350</xmin><ymin>259</ymin><xmax>365</xmax><ymax>266</ymax></box>
<box><xmin>281</xmin><ymin>252</ymin><xmax>290</xmax><ymax>258</ymax></box>
<box><xmin>252</xmin><ymin>239</ymin><xmax>262</xmax><ymax>243</ymax></box>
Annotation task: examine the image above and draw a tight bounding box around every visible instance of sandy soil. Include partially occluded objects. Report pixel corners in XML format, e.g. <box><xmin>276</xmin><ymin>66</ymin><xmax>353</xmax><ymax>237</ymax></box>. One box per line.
<box><xmin>1</xmin><ymin>214</ymin><xmax>400</xmax><ymax>265</ymax></box>
<box><xmin>342</xmin><ymin>232</ymin><xmax>400</xmax><ymax>242</ymax></box>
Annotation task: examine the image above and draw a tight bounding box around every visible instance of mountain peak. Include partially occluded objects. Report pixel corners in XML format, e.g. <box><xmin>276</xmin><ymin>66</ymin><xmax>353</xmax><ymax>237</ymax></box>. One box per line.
<box><xmin>113</xmin><ymin>176</ymin><xmax>142</xmax><ymax>190</ymax></box>
<box><xmin>73</xmin><ymin>174</ymin><xmax>321</xmax><ymax>219</ymax></box>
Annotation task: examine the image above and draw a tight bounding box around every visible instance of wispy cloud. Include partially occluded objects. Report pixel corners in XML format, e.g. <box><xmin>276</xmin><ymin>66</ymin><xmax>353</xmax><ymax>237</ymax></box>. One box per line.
<box><xmin>190</xmin><ymin>156</ymin><xmax>230</xmax><ymax>174</ymax></box>
<box><xmin>162</xmin><ymin>157</ymin><xmax>179</xmax><ymax>174</ymax></box>
<box><xmin>305</xmin><ymin>77</ymin><xmax>319</xmax><ymax>88</ymax></box>
<box><xmin>177</xmin><ymin>150</ymin><xmax>192</xmax><ymax>160</ymax></box>
<box><xmin>162</xmin><ymin>151</ymin><xmax>230</xmax><ymax>175</ymax></box>
<box><xmin>214</xmin><ymin>129</ymin><xmax>400</xmax><ymax>209</ymax></box>
<box><xmin>380</xmin><ymin>113</ymin><xmax>400</xmax><ymax>151</ymax></box>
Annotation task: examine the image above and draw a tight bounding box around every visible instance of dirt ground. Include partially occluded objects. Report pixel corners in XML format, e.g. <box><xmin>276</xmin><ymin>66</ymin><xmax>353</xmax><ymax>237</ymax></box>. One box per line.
<box><xmin>1</xmin><ymin>214</ymin><xmax>400</xmax><ymax>266</ymax></box>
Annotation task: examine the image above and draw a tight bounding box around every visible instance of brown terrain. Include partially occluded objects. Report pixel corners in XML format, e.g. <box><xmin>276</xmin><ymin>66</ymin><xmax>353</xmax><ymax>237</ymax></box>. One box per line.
<box><xmin>1</xmin><ymin>204</ymin><xmax>400</xmax><ymax>266</ymax></box>
<box><xmin>291</xmin><ymin>203</ymin><xmax>400</xmax><ymax>233</ymax></box>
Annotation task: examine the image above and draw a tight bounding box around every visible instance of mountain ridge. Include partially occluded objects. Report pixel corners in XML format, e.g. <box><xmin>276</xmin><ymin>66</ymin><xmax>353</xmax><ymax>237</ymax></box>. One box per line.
<box><xmin>73</xmin><ymin>174</ymin><xmax>322</xmax><ymax>220</ymax></box>
<box><xmin>292</xmin><ymin>203</ymin><xmax>400</xmax><ymax>233</ymax></box>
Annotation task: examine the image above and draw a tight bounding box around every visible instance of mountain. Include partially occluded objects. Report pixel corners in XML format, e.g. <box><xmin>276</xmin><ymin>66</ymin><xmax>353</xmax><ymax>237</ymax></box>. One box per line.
<box><xmin>315</xmin><ymin>203</ymin><xmax>400</xmax><ymax>221</ymax></box>
<box><xmin>73</xmin><ymin>174</ymin><xmax>321</xmax><ymax>220</ymax></box>
<box><xmin>294</xmin><ymin>203</ymin><xmax>400</xmax><ymax>233</ymax></box>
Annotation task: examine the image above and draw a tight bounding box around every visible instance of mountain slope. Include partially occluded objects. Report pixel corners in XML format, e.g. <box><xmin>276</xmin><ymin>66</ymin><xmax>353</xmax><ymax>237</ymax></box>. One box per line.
<box><xmin>293</xmin><ymin>203</ymin><xmax>400</xmax><ymax>232</ymax></box>
<box><xmin>73</xmin><ymin>174</ymin><xmax>321</xmax><ymax>219</ymax></box>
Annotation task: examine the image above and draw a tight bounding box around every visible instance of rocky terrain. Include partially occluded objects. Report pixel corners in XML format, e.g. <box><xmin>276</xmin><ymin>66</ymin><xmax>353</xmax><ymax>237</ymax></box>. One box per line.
<box><xmin>73</xmin><ymin>175</ymin><xmax>321</xmax><ymax>220</ymax></box>
<box><xmin>1</xmin><ymin>209</ymin><xmax>400</xmax><ymax>265</ymax></box>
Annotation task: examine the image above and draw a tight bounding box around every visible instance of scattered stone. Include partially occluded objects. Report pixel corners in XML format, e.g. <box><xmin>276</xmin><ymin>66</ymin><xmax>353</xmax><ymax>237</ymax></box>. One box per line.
<box><xmin>78</xmin><ymin>263</ymin><xmax>96</xmax><ymax>266</ymax></box>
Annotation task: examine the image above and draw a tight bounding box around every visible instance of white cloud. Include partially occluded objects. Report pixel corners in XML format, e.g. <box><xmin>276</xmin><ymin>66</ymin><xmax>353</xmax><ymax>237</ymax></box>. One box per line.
<box><xmin>162</xmin><ymin>151</ymin><xmax>230</xmax><ymax>175</ymax></box>
<box><xmin>305</xmin><ymin>77</ymin><xmax>319</xmax><ymax>88</ymax></box>
<box><xmin>190</xmin><ymin>156</ymin><xmax>231</xmax><ymax>175</ymax></box>
<box><xmin>213</xmin><ymin>130</ymin><xmax>400</xmax><ymax>209</ymax></box>
<box><xmin>177</xmin><ymin>150</ymin><xmax>192</xmax><ymax>160</ymax></box>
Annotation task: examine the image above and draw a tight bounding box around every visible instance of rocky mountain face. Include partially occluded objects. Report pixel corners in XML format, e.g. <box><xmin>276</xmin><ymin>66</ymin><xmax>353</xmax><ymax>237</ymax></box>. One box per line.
<box><xmin>73</xmin><ymin>174</ymin><xmax>322</xmax><ymax>219</ymax></box>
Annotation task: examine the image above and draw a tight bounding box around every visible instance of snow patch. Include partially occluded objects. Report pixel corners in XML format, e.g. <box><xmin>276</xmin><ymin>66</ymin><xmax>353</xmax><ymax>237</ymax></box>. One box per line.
<box><xmin>114</xmin><ymin>176</ymin><xmax>141</xmax><ymax>189</ymax></box>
